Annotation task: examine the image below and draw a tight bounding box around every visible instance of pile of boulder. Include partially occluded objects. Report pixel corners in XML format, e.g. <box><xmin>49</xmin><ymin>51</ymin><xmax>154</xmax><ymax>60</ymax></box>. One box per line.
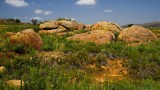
<box><xmin>67</xmin><ymin>21</ymin><xmax>122</xmax><ymax>44</ymax></box>
<box><xmin>3</xmin><ymin>20</ymin><xmax>159</xmax><ymax>51</ymax></box>
<box><xmin>67</xmin><ymin>21</ymin><xmax>158</xmax><ymax>45</ymax></box>
<box><xmin>39</xmin><ymin>20</ymin><xmax>86</xmax><ymax>36</ymax></box>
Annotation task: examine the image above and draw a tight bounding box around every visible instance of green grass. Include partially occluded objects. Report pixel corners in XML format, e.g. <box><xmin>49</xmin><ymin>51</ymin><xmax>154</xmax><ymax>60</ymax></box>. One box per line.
<box><xmin>1</xmin><ymin>24</ymin><xmax>160</xmax><ymax>89</ymax></box>
<box><xmin>148</xmin><ymin>27</ymin><xmax>160</xmax><ymax>38</ymax></box>
<box><xmin>0</xmin><ymin>24</ymin><xmax>39</xmax><ymax>36</ymax></box>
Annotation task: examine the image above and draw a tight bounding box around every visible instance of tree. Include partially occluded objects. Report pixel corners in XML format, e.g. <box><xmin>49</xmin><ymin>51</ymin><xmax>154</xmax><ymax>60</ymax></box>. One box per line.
<box><xmin>7</xmin><ymin>18</ymin><xmax>15</xmax><ymax>23</ymax></box>
<box><xmin>56</xmin><ymin>17</ymin><xmax>75</xmax><ymax>22</ymax></box>
<box><xmin>127</xmin><ymin>24</ymin><xmax>134</xmax><ymax>27</ymax></box>
<box><xmin>31</xmin><ymin>19</ymin><xmax>38</xmax><ymax>25</ymax></box>
<box><xmin>15</xmin><ymin>19</ymin><xmax>21</xmax><ymax>23</ymax></box>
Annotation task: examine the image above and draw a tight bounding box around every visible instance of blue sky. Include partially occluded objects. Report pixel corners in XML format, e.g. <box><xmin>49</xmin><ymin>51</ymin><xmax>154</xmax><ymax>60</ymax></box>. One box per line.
<box><xmin>0</xmin><ymin>0</ymin><xmax>160</xmax><ymax>25</ymax></box>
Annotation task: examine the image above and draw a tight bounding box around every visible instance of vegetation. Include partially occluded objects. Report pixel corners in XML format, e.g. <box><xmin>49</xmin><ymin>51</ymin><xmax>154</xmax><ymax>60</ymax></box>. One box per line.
<box><xmin>1</xmin><ymin>24</ymin><xmax>160</xmax><ymax>89</ymax></box>
<box><xmin>31</xmin><ymin>19</ymin><xmax>38</xmax><ymax>25</ymax></box>
<box><xmin>0</xmin><ymin>18</ymin><xmax>21</xmax><ymax>24</ymax></box>
<box><xmin>57</xmin><ymin>17</ymin><xmax>75</xmax><ymax>22</ymax></box>
<box><xmin>0</xmin><ymin>24</ymin><xmax>39</xmax><ymax>36</ymax></box>
<box><xmin>149</xmin><ymin>27</ymin><xmax>160</xmax><ymax>38</ymax></box>
<box><xmin>127</xmin><ymin>24</ymin><xmax>134</xmax><ymax>27</ymax></box>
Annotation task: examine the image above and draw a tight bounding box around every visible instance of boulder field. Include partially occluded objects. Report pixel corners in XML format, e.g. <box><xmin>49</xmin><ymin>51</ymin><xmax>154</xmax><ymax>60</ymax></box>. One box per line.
<box><xmin>67</xmin><ymin>21</ymin><xmax>122</xmax><ymax>44</ymax></box>
<box><xmin>3</xmin><ymin>20</ymin><xmax>159</xmax><ymax>50</ymax></box>
<box><xmin>67</xmin><ymin>22</ymin><xmax>158</xmax><ymax>44</ymax></box>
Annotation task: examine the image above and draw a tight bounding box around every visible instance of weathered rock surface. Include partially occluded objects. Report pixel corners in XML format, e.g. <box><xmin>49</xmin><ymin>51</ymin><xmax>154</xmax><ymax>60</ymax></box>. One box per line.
<box><xmin>39</xmin><ymin>20</ymin><xmax>87</xmax><ymax>36</ymax></box>
<box><xmin>7</xmin><ymin>29</ymin><xmax>43</xmax><ymax>50</ymax></box>
<box><xmin>39</xmin><ymin>26</ymin><xmax>67</xmax><ymax>35</ymax></box>
<box><xmin>39</xmin><ymin>20</ymin><xmax>59</xmax><ymax>29</ymax></box>
<box><xmin>3</xmin><ymin>32</ymin><xmax>15</xmax><ymax>39</ymax></box>
<box><xmin>92</xmin><ymin>21</ymin><xmax>122</xmax><ymax>33</ymax></box>
<box><xmin>58</xmin><ymin>20</ymin><xmax>79</xmax><ymax>30</ymax></box>
<box><xmin>7</xmin><ymin>80</ymin><xmax>24</xmax><ymax>87</ymax></box>
<box><xmin>118</xmin><ymin>26</ymin><xmax>158</xmax><ymax>44</ymax></box>
<box><xmin>78</xmin><ymin>23</ymin><xmax>86</xmax><ymax>30</ymax></box>
<box><xmin>68</xmin><ymin>30</ymin><xmax>115</xmax><ymax>44</ymax></box>
<box><xmin>39</xmin><ymin>20</ymin><xmax>79</xmax><ymax>31</ymax></box>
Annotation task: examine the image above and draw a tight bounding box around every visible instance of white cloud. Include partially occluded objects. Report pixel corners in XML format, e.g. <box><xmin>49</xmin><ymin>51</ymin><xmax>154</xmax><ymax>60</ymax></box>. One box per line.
<box><xmin>103</xmin><ymin>10</ymin><xmax>112</xmax><ymax>13</ymax></box>
<box><xmin>44</xmin><ymin>11</ymin><xmax>53</xmax><ymax>15</ymax></box>
<box><xmin>35</xmin><ymin>9</ymin><xmax>53</xmax><ymax>15</ymax></box>
<box><xmin>31</xmin><ymin>17</ymin><xmax>42</xmax><ymax>20</ymax></box>
<box><xmin>35</xmin><ymin>9</ymin><xmax>43</xmax><ymax>14</ymax></box>
<box><xmin>5</xmin><ymin>0</ymin><xmax>29</xmax><ymax>7</ymax></box>
<box><xmin>76</xmin><ymin>0</ymin><xmax>96</xmax><ymax>5</ymax></box>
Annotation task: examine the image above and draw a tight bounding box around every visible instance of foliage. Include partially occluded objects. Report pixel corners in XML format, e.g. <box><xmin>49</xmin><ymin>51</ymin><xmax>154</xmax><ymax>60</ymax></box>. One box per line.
<box><xmin>0</xmin><ymin>18</ymin><xmax>21</xmax><ymax>24</ymax></box>
<box><xmin>127</xmin><ymin>24</ymin><xmax>134</xmax><ymax>27</ymax></box>
<box><xmin>57</xmin><ymin>17</ymin><xmax>75</xmax><ymax>22</ymax></box>
<box><xmin>31</xmin><ymin>19</ymin><xmax>38</xmax><ymax>25</ymax></box>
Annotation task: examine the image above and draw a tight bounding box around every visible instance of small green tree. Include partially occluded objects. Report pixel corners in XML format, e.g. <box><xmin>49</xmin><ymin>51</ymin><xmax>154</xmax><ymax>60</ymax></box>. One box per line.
<box><xmin>15</xmin><ymin>18</ymin><xmax>21</xmax><ymax>23</ymax></box>
<box><xmin>127</xmin><ymin>24</ymin><xmax>134</xmax><ymax>27</ymax></box>
<box><xmin>31</xmin><ymin>19</ymin><xmax>38</xmax><ymax>25</ymax></box>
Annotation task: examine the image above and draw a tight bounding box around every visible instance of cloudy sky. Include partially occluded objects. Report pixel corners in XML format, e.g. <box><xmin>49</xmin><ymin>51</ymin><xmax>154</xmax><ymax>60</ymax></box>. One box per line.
<box><xmin>0</xmin><ymin>0</ymin><xmax>160</xmax><ymax>25</ymax></box>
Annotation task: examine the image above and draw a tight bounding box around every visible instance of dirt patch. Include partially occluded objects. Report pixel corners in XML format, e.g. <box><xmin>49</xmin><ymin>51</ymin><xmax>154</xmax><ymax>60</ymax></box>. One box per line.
<box><xmin>90</xmin><ymin>59</ymin><xmax>128</xmax><ymax>83</ymax></box>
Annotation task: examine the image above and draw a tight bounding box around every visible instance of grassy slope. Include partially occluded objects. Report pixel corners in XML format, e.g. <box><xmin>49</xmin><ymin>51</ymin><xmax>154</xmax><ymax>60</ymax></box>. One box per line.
<box><xmin>0</xmin><ymin>24</ymin><xmax>160</xmax><ymax>89</ymax></box>
<box><xmin>149</xmin><ymin>27</ymin><xmax>160</xmax><ymax>38</ymax></box>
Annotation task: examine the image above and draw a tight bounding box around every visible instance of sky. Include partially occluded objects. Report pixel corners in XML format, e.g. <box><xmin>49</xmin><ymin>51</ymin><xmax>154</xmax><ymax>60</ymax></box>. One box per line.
<box><xmin>0</xmin><ymin>0</ymin><xmax>160</xmax><ymax>25</ymax></box>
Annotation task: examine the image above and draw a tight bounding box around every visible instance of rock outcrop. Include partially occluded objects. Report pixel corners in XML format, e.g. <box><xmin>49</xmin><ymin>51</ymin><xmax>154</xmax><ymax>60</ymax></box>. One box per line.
<box><xmin>39</xmin><ymin>20</ymin><xmax>86</xmax><ymax>36</ymax></box>
<box><xmin>68</xmin><ymin>30</ymin><xmax>115</xmax><ymax>44</ymax></box>
<box><xmin>6</xmin><ymin>29</ymin><xmax>43</xmax><ymax>50</ymax></box>
<box><xmin>58</xmin><ymin>20</ymin><xmax>79</xmax><ymax>30</ymax></box>
<box><xmin>39</xmin><ymin>21</ymin><xmax>59</xmax><ymax>29</ymax></box>
<box><xmin>67</xmin><ymin>21</ymin><xmax>123</xmax><ymax>44</ymax></box>
<box><xmin>92</xmin><ymin>21</ymin><xmax>122</xmax><ymax>33</ymax></box>
<box><xmin>118</xmin><ymin>26</ymin><xmax>158</xmax><ymax>44</ymax></box>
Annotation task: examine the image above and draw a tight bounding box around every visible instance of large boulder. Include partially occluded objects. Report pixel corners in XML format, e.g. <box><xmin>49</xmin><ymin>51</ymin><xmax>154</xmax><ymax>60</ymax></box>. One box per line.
<box><xmin>92</xmin><ymin>21</ymin><xmax>122</xmax><ymax>33</ymax></box>
<box><xmin>39</xmin><ymin>26</ymin><xmax>67</xmax><ymax>35</ymax></box>
<box><xmin>39</xmin><ymin>20</ymin><xmax>79</xmax><ymax>31</ymax></box>
<box><xmin>39</xmin><ymin>20</ymin><xmax>81</xmax><ymax>36</ymax></box>
<box><xmin>58</xmin><ymin>20</ymin><xmax>79</xmax><ymax>30</ymax></box>
<box><xmin>8</xmin><ymin>29</ymin><xmax>43</xmax><ymax>50</ymax></box>
<box><xmin>118</xmin><ymin>26</ymin><xmax>158</xmax><ymax>44</ymax></box>
<box><xmin>68</xmin><ymin>30</ymin><xmax>115</xmax><ymax>44</ymax></box>
<box><xmin>39</xmin><ymin>20</ymin><xmax>59</xmax><ymax>30</ymax></box>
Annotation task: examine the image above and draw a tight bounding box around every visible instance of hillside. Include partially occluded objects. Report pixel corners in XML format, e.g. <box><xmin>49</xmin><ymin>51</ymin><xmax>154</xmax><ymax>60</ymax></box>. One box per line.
<box><xmin>141</xmin><ymin>22</ymin><xmax>160</xmax><ymax>28</ymax></box>
<box><xmin>122</xmin><ymin>22</ymin><xmax>160</xmax><ymax>28</ymax></box>
<box><xmin>0</xmin><ymin>20</ymin><xmax>160</xmax><ymax>89</ymax></box>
